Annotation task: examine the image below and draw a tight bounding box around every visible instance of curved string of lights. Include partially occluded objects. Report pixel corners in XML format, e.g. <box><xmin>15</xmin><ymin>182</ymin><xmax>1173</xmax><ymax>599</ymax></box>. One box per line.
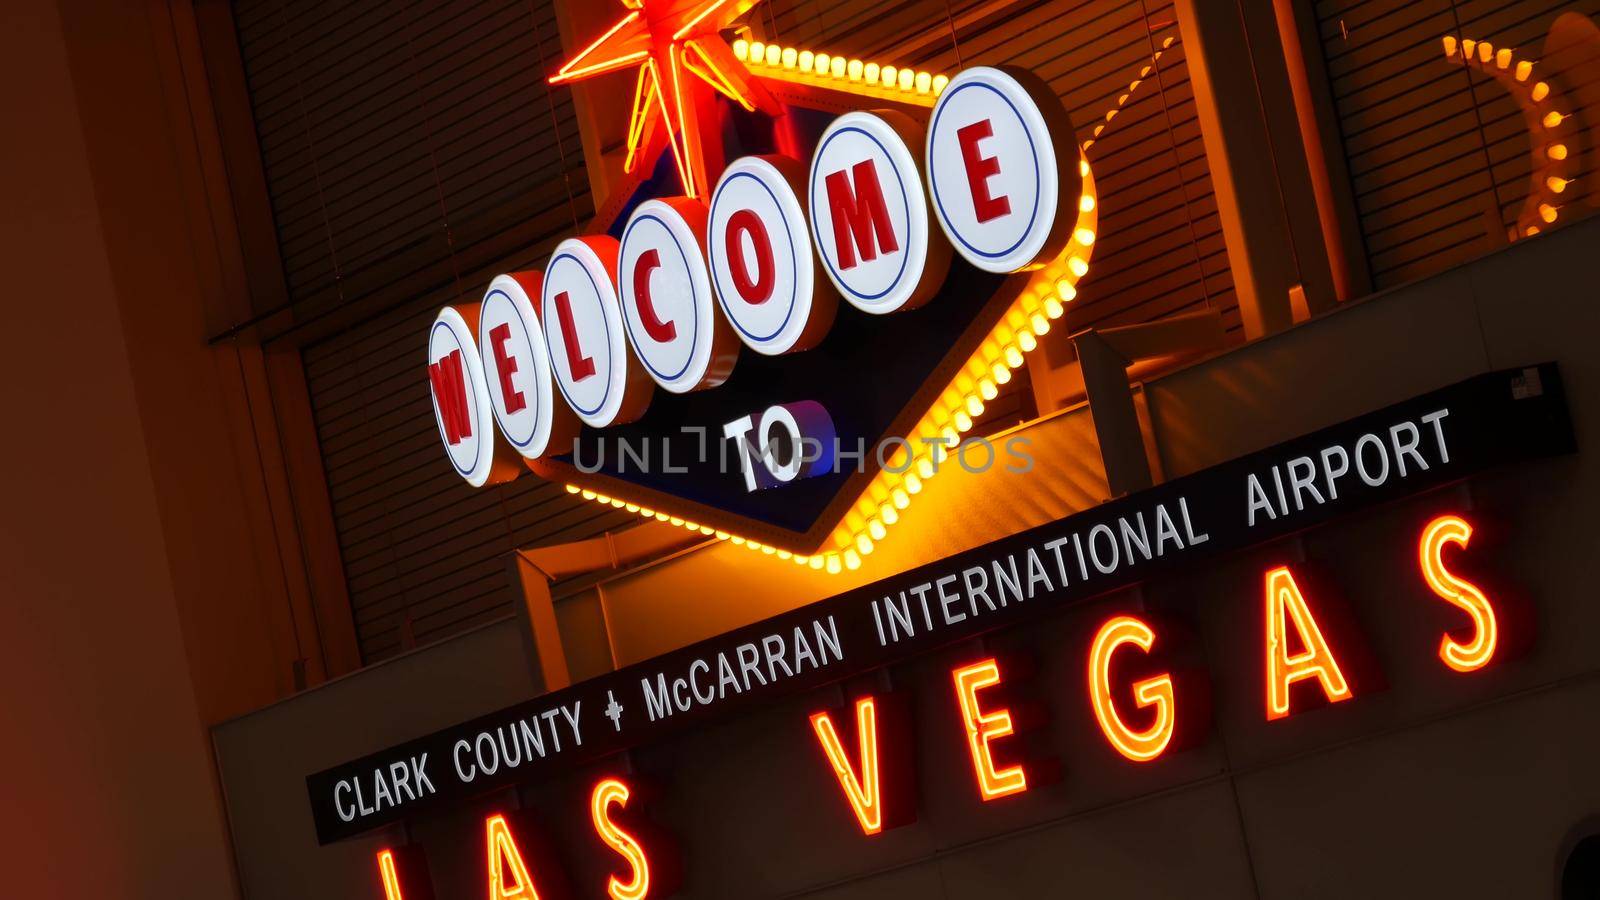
<box><xmin>563</xmin><ymin>36</ymin><xmax>1179</xmax><ymax>575</ymax></box>
<box><xmin>1442</xmin><ymin>34</ymin><xmax>1578</xmax><ymax>238</ymax></box>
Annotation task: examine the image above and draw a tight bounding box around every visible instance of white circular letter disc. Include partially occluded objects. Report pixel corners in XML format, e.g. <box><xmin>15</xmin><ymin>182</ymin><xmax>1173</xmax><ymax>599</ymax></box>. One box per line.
<box><xmin>541</xmin><ymin>235</ymin><xmax>651</xmax><ymax>428</ymax></box>
<box><xmin>619</xmin><ymin>198</ymin><xmax>734</xmax><ymax>391</ymax></box>
<box><xmin>927</xmin><ymin>66</ymin><xmax>1075</xmax><ymax>273</ymax></box>
<box><xmin>479</xmin><ymin>273</ymin><xmax>565</xmax><ymax>459</ymax></box>
<box><xmin>708</xmin><ymin>155</ymin><xmax>835</xmax><ymax>356</ymax></box>
<box><xmin>809</xmin><ymin>110</ymin><xmax>946</xmax><ymax>315</ymax></box>
<box><xmin>428</xmin><ymin>306</ymin><xmax>501</xmax><ymax>486</ymax></box>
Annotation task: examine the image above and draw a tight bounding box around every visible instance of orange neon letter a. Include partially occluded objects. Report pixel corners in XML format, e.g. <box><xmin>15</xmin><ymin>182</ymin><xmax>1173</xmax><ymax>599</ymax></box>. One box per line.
<box><xmin>1419</xmin><ymin>514</ymin><xmax>1499</xmax><ymax>672</ymax></box>
<box><xmin>952</xmin><ymin>659</ymin><xmax>1027</xmax><ymax>800</ymax></box>
<box><xmin>487</xmin><ymin>814</ymin><xmax>542</xmax><ymax>900</ymax></box>
<box><xmin>1265</xmin><ymin>566</ymin><xmax>1353</xmax><ymax>720</ymax></box>
<box><xmin>809</xmin><ymin>697</ymin><xmax>886</xmax><ymax>834</ymax></box>
<box><xmin>591</xmin><ymin>778</ymin><xmax>651</xmax><ymax>900</ymax></box>
<box><xmin>1088</xmin><ymin>616</ymin><xmax>1176</xmax><ymax>762</ymax></box>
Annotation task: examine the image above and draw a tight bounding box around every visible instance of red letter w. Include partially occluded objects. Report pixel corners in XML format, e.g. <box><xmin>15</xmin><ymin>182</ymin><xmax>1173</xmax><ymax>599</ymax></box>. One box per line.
<box><xmin>429</xmin><ymin>350</ymin><xmax>473</xmax><ymax>445</ymax></box>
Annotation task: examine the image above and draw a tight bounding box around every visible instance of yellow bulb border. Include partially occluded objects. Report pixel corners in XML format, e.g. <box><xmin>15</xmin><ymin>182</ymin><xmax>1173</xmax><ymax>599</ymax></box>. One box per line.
<box><xmin>1442</xmin><ymin>34</ymin><xmax>1576</xmax><ymax>238</ymax></box>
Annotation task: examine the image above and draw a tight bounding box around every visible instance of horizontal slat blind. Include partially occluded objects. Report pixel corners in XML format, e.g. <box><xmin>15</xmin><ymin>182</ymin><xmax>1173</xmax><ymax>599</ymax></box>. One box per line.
<box><xmin>1315</xmin><ymin>0</ymin><xmax>1600</xmax><ymax>288</ymax></box>
<box><xmin>758</xmin><ymin>0</ymin><xmax>1241</xmax><ymax>336</ymax></box>
<box><xmin>235</xmin><ymin>0</ymin><xmax>631</xmax><ymax>664</ymax></box>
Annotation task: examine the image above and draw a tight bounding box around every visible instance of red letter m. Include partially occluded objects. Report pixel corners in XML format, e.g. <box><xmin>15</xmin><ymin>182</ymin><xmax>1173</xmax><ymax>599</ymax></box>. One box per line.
<box><xmin>428</xmin><ymin>350</ymin><xmax>473</xmax><ymax>445</ymax></box>
<box><xmin>825</xmin><ymin>160</ymin><xmax>899</xmax><ymax>270</ymax></box>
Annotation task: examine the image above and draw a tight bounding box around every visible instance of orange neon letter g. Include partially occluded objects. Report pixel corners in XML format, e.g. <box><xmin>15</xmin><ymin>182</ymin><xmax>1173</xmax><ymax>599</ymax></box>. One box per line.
<box><xmin>486</xmin><ymin>814</ymin><xmax>542</xmax><ymax>900</ymax></box>
<box><xmin>592</xmin><ymin>778</ymin><xmax>650</xmax><ymax>900</ymax></box>
<box><xmin>952</xmin><ymin>659</ymin><xmax>1027</xmax><ymax>800</ymax></box>
<box><xmin>1265</xmin><ymin>566</ymin><xmax>1353</xmax><ymax>720</ymax></box>
<box><xmin>809</xmin><ymin>697</ymin><xmax>886</xmax><ymax>834</ymax></box>
<box><xmin>1088</xmin><ymin>616</ymin><xmax>1175</xmax><ymax>762</ymax></box>
<box><xmin>1419</xmin><ymin>514</ymin><xmax>1498</xmax><ymax>672</ymax></box>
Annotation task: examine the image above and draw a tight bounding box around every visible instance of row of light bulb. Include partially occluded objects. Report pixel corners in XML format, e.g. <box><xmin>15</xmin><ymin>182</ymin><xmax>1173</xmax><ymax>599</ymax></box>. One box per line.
<box><xmin>731</xmin><ymin>38</ymin><xmax>949</xmax><ymax>100</ymax></box>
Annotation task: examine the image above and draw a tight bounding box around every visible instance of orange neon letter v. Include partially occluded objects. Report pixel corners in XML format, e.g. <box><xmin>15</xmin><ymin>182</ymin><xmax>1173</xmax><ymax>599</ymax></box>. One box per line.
<box><xmin>809</xmin><ymin>697</ymin><xmax>886</xmax><ymax>834</ymax></box>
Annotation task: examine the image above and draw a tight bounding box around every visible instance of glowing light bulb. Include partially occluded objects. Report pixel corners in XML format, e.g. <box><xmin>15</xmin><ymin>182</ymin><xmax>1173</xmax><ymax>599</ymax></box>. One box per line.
<box><xmin>916</xmin><ymin>71</ymin><xmax>932</xmax><ymax>93</ymax></box>
<box><xmin>1496</xmin><ymin>48</ymin><xmax>1511</xmax><ymax>69</ymax></box>
<box><xmin>1547</xmin><ymin>175</ymin><xmax>1568</xmax><ymax>193</ymax></box>
<box><xmin>782</xmin><ymin>47</ymin><xmax>798</xmax><ymax>68</ymax></box>
<box><xmin>844</xmin><ymin>550</ymin><xmax>862</xmax><ymax>570</ymax></box>
<box><xmin>1477</xmin><ymin>41</ymin><xmax>1493</xmax><ymax>64</ymax></box>
<box><xmin>1031</xmin><ymin>313</ymin><xmax>1050</xmax><ymax>335</ymax></box>
<box><xmin>831</xmin><ymin>57</ymin><xmax>846</xmax><ymax>78</ymax></box>
<box><xmin>891</xmin><ymin>488</ymin><xmax>910</xmax><ymax>509</ymax></box>
<box><xmin>765</xmin><ymin>44</ymin><xmax>781</xmax><ymax>66</ymax></box>
<box><xmin>566</xmin><ymin>484</ymin><xmax>580</xmax><ymax>494</ymax></box>
<box><xmin>1080</xmin><ymin>194</ymin><xmax>1096</xmax><ymax>212</ymax></box>
<box><xmin>1516</xmin><ymin>60</ymin><xmax>1533</xmax><ymax>81</ymax></box>
<box><xmin>848</xmin><ymin>59</ymin><xmax>864</xmax><ymax>81</ymax></box>
<box><xmin>814</xmin><ymin>53</ymin><xmax>830</xmax><ymax>75</ymax></box>
<box><xmin>1548</xmin><ymin>144</ymin><xmax>1568</xmax><ymax>161</ymax></box>
<box><xmin>1539</xmin><ymin>203</ymin><xmax>1557</xmax><ymax>223</ymax></box>
<box><xmin>1056</xmin><ymin>280</ymin><xmax>1077</xmax><ymax>302</ymax></box>
<box><xmin>864</xmin><ymin>62</ymin><xmax>880</xmax><ymax>83</ymax></box>
<box><xmin>966</xmin><ymin>395</ymin><xmax>984</xmax><ymax>417</ymax></box>
<box><xmin>932</xmin><ymin>74</ymin><xmax>949</xmax><ymax>93</ymax></box>
<box><xmin>1004</xmin><ymin>346</ymin><xmax>1024</xmax><ymax>368</ymax></box>
<box><xmin>899</xmin><ymin>68</ymin><xmax>914</xmax><ymax>91</ymax></box>
<box><xmin>749</xmin><ymin>41</ymin><xmax>766</xmax><ymax>64</ymax></box>
<box><xmin>1068</xmin><ymin>256</ymin><xmax>1089</xmax><ymax>277</ymax></box>
<box><xmin>904</xmin><ymin>473</ymin><xmax>922</xmax><ymax>495</ymax></box>
<box><xmin>799</xmin><ymin>50</ymin><xmax>813</xmax><ymax>70</ymax></box>
<box><xmin>979</xmin><ymin>378</ymin><xmax>998</xmax><ymax>400</ymax></box>
<box><xmin>1074</xmin><ymin>228</ymin><xmax>1096</xmax><ymax>246</ymax></box>
<box><xmin>826</xmin><ymin>555</ymin><xmax>842</xmax><ymax>574</ymax></box>
<box><xmin>733</xmin><ymin>39</ymin><xmax>750</xmax><ymax>61</ymax></box>
<box><xmin>809</xmin><ymin>555</ymin><xmax>824</xmax><ymax>570</ymax></box>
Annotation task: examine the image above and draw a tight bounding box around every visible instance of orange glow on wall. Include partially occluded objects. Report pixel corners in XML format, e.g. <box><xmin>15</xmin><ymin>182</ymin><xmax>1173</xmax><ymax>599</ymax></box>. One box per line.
<box><xmin>591</xmin><ymin>778</ymin><xmax>652</xmax><ymax>900</ymax></box>
<box><xmin>377</xmin><ymin>849</ymin><xmax>405</xmax><ymax>900</ymax></box>
<box><xmin>486</xmin><ymin>814</ymin><xmax>543</xmax><ymax>900</ymax></box>
<box><xmin>1419</xmin><ymin>514</ymin><xmax>1499</xmax><ymax>672</ymax></box>
<box><xmin>1088</xmin><ymin>616</ymin><xmax>1175</xmax><ymax>762</ymax></box>
<box><xmin>1264</xmin><ymin>566</ymin><xmax>1353</xmax><ymax>721</ymax></box>
<box><xmin>809</xmin><ymin>697</ymin><xmax>888</xmax><ymax>834</ymax></box>
<box><xmin>951</xmin><ymin>659</ymin><xmax>1028</xmax><ymax>800</ymax></box>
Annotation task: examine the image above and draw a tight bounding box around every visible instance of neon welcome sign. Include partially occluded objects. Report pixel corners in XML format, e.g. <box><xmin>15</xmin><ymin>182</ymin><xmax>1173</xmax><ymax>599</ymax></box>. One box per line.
<box><xmin>423</xmin><ymin>0</ymin><xmax>1166</xmax><ymax>570</ymax></box>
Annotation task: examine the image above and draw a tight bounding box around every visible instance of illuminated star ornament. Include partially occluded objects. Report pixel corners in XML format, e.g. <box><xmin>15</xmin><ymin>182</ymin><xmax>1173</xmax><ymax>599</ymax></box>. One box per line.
<box><xmin>549</xmin><ymin>0</ymin><xmax>779</xmax><ymax>198</ymax></box>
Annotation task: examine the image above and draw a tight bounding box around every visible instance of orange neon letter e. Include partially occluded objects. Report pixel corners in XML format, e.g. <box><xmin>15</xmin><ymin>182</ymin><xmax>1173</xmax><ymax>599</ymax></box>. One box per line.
<box><xmin>952</xmin><ymin>659</ymin><xmax>1027</xmax><ymax>800</ymax></box>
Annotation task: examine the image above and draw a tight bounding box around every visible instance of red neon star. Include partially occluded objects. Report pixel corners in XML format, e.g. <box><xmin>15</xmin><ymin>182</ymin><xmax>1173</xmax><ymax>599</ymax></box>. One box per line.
<box><xmin>549</xmin><ymin>0</ymin><xmax>779</xmax><ymax>199</ymax></box>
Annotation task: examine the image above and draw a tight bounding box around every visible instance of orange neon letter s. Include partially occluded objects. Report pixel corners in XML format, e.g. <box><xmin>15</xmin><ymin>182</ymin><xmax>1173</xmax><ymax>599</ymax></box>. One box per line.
<box><xmin>591</xmin><ymin>778</ymin><xmax>651</xmax><ymax>900</ymax></box>
<box><xmin>952</xmin><ymin>659</ymin><xmax>1027</xmax><ymax>800</ymax></box>
<box><xmin>1265</xmin><ymin>566</ymin><xmax>1353</xmax><ymax>720</ymax></box>
<box><xmin>1419</xmin><ymin>514</ymin><xmax>1498</xmax><ymax>672</ymax></box>
<box><xmin>487</xmin><ymin>814</ymin><xmax>542</xmax><ymax>900</ymax></box>
<box><xmin>1088</xmin><ymin>616</ymin><xmax>1175</xmax><ymax>762</ymax></box>
<box><xmin>809</xmin><ymin>697</ymin><xmax>886</xmax><ymax>834</ymax></box>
